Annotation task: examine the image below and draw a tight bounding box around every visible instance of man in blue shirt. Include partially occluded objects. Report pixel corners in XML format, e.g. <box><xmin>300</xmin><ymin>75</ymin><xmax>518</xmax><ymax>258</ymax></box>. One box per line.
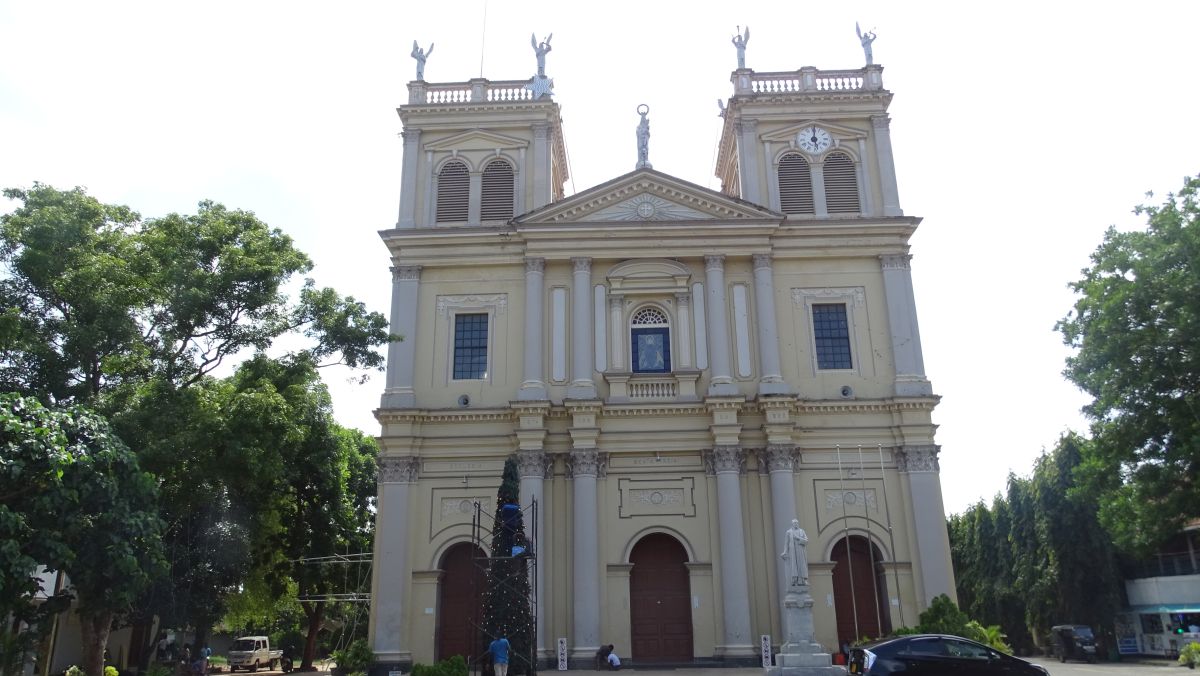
<box><xmin>489</xmin><ymin>635</ymin><xmax>511</xmax><ymax>676</ymax></box>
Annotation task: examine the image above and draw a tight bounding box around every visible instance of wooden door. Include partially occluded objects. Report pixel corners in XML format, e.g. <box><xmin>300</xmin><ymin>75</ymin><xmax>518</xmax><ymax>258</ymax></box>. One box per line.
<box><xmin>629</xmin><ymin>533</ymin><xmax>693</xmax><ymax>662</ymax></box>
<box><xmin>831</xmin><ymin>536</ymin><xmax>890</xmax><ymax>645</ymax></box>
<box><xmin>437</xmin><ymin>543</ymin><xmax>486</xmax><ymax>661</ymax></box>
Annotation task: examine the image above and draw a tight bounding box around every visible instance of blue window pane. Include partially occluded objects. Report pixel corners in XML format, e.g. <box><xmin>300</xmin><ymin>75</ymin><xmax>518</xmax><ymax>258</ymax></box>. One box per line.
<box><xmin>632</xmin><ymin>327</ymin><xmax>670</xmax><ymax>373</ymax></box>
<box><xmin>453</xmin><ymin>313</ymin><xmax>488</xmax><ymax>379</ymax></box>
<box><xmin>812</xmin><ymin>303</ymin><xmax>852</xmax><ymax>370</ymax></box>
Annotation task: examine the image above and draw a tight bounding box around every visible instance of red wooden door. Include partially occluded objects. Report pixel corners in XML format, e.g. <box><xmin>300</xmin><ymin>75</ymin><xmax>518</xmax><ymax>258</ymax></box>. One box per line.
<box><xmin>629</xmin><ymin>533</ymin><xmax>693</xmax><ymax>662</ymax></box>
<box><xmin>831</xmin><ymin>536</ymin><xmax>889</xmax><ymax>644</ymax></box>
<box><xmin>437</xmin><ymin>543</ymin><xmax>486</xmax><ymax>661</ymax></box>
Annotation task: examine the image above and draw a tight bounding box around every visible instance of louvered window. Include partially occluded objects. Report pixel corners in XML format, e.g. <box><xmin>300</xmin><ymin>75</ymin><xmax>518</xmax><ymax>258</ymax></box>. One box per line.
<box><xmin>823</xmin><ymin>152</ymin><xmax>860</xmax><ymax>214</ymax></box>
<box><xmin>481</xmin><ymin>160</ymin><xmax>515</xmax><ymax>221</ymax></box>
<box><xmin>778</xmin><ymin>153</ymin><xmax>815</xmax><ymax>215</ymax></box>
<box><xmin>436</xmin><ymin>161</ymin><xmax>469</xmax><ymax>223</ymax></box>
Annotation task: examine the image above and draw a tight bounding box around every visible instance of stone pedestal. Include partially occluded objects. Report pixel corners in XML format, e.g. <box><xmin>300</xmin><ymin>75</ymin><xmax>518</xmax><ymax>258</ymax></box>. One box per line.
<box><xmin>765</xmin><ymin>588</ymin><xmax>845</xmax><ymax>676</ymax></box>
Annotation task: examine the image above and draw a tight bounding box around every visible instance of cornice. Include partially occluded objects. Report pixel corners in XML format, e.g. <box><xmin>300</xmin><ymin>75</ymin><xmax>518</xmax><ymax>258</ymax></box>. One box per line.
<box><xmin>794</xmin><ymin>397</ymin><xmax>940</xmax><ymax>415</ymax></box>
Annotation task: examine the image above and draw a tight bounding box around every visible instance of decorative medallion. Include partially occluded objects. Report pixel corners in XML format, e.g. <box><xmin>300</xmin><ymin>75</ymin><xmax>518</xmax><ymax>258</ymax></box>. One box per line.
<box><xmin>590</xmin><ymin>194</ymin><xmax>707</xmax><ymax>222</ymax></box>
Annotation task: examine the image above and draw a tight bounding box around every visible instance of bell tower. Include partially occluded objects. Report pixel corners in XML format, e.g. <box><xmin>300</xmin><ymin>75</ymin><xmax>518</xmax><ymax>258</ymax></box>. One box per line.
<box><xmin>715</xmin><ymin>64</ymin><xmax>902</xmax><ymax>219</ymax></box>
<box><xmin>395</xmin><ymin>79</ymin><xmax>569</xmax><ymax>229</ymax></box>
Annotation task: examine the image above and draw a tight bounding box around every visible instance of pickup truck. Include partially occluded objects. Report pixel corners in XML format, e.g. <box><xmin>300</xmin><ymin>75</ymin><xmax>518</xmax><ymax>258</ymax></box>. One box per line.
<box><xmin>228</xmin><ymin>636</ymin><xmax>283</xmax><ymax>672</ymax></box>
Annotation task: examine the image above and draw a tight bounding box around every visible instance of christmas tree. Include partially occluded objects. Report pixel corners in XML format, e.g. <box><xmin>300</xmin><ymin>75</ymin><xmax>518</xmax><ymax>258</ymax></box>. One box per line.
<box><xmin>479</xmin><ymin>457</ymin><xmax>535</xmax><ymax>674</ymax></box>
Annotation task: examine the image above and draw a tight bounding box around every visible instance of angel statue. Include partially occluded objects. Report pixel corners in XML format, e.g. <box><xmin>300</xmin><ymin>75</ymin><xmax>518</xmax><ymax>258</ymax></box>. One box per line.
<box><xmin>532</xmin><ymin>33</ymin><xmax>553</xmax><ymax>76</ymax></box>
<box><xmin>411</xmin><ymin>40</ymin><xmax>433</xmax><ymax>80</ymax></box>
<box><xmin>856</xmin><ymin>22</ymin><xmax>876</xmax><ymax>65</ymax></box>
<box><xmin>731</xmin><ymin>26</ymin><xmax>750</xmax><ymax>69</ymax></box>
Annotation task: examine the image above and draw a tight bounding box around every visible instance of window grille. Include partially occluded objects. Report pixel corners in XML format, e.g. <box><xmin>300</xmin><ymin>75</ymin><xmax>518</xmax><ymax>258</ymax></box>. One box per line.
<box><xmin>436</xmin><ymin>161</ymin><xmax>469</xmax><ymax>223</ymax></box>
<box><xmin>632</xmin><ymin>307</ymin><xmax>668</xmax><ymax>326</ymax></box>
<box><xmin>630</xmin><ymin>306</ymin><xmax>670</xmax><ymax>373</ymax></box>
<box><xmin>453</xmin><ymin>313</ymin><xmax>488</xmax><ymax>379</ymax></box>
<box><xmin>823</xmin><ymin>152</ymin><xmax>860</xmax><ymax>214</ymax></box>
<box><xmin>812</xmin><ymin>303</ymin><xmax>853</xmax><ymax>369</ymax></box>
<box><xmin>778</xmin><ymin>153</ymin><xmax>815</xmax><ymax>214</ymax></box>
<box><xmin>481</xmin><ymin>160</ymin><xmax>515</xmax><ymax>221</ymax></box>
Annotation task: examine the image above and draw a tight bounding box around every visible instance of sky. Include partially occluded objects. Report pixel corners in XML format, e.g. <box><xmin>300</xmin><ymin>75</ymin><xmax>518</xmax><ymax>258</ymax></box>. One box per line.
<box><xmin>2</xmin><ymin>1</ymin><xmax>1198</xmax><ymax>516</ymax></box>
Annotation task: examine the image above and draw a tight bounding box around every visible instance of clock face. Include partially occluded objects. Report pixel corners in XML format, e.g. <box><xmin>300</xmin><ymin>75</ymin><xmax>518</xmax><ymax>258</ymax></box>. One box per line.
<box><xmin>797</xmin><ymin>126</ymin><xmax>832</xmax><ymax>153</ymax></box>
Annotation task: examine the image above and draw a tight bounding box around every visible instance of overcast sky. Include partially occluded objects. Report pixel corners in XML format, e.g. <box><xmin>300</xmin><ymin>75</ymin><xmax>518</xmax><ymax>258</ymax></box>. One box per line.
<box><xmin>2</xmin><ymin>1</ymin><xmax>1198</xmax><ymax>516</ymax></box>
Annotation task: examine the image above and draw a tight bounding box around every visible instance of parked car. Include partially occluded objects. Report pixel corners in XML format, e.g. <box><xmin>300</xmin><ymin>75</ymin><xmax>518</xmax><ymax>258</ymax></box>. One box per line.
<box><xmin>848</xmin><ymin>634</ymin><xmax>1050</xmax><ymax>675</ymax></box>
<box><xmin>1051</xmin><ymin>624</ymin><xmax>1097</xmax><ymax>663</ymax></box>
<box><xmin>228</xmin><ymin>636</ymin><xmax>283</xmax><ymax>673</ymax></box>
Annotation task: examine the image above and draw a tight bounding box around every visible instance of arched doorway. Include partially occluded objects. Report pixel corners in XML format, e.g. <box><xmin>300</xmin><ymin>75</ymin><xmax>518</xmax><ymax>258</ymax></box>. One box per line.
<box><xmin>629</xmin><ymin>533</ymin><xmax>693</xmax><ymax>662</ymax></box>
<box><xmin>831</xmin><ymin>535</ymin><xmax>891</xmax><ymax>645</ymax></box>
<box><xmin>437</xmin><ymin>542</ymin><xmax>487</xmax><ymax>661</ymax></box>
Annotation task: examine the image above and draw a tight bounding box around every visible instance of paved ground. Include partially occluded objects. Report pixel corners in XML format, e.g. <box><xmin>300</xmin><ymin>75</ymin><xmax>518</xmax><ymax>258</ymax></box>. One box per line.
<box><xmin>1025</xmin><ymin>657</ymin><xmax>1180</xmax><ymax>674</ymax></box>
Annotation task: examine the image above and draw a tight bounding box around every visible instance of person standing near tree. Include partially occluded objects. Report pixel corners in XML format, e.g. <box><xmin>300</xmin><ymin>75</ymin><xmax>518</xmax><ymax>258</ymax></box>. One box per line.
<box><xmin>489</xmin><ymin>634</ymin><xmax>511</xmax><ymax>676</ymax></box>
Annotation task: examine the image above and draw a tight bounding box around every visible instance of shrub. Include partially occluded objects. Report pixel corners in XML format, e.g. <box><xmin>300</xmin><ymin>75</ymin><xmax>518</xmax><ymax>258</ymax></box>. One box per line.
<box><xmin>66</xmin><ymin>666</ymin><xmax>85</xmax><ymax>676</ymax></box>
<box><xmin>411</xmin><ymin>655</ymin><xmax>467</xmax><ymax>676</ymax></box>
<box><xmin>145</xmin><ymin>663</ymin><xmax>173</xmax><ymax>676</ymax></box>
<box><xmin>1179</xmin><ymin>642</ymin><xmax>1200</xmax><ymax>669</ymax></box>
<box><xmin>104</xmin><ymin>667</ymin><xmax>119</xmax><ymax>676</ymax></box>
<box><xmin>332</xmin><ymin>639</ymin><xmax>373</xmax><ymax>674</ymax></box>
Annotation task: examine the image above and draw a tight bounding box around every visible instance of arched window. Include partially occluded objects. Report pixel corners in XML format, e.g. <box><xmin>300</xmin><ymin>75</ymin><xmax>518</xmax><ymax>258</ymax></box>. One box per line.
<box><xmin>823</xmin><ymin>152</ymin><xmax>860</xmax><ymax>214</ymax></box>
<box><xmin>480</xmin><ymin>160</ymin><xmax>515</xmax><ymax>221</ymax></box>
<box><xmin>631</xmin><ymin>306</ymin><xmax>671</xmax><ymax>373</ymax></box>
<box><xmin>778</xmin><ymin>153</ymin><xmax>815</xmax><ymax>215</ymax></box>
<box><xmin>435</xmin><ymin>160</ymin><xmax>469</xmax><ymax>223</ymax></box>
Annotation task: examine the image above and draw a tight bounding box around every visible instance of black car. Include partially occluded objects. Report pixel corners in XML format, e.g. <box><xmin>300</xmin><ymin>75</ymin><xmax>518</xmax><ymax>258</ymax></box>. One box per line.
<box><xmin>848</xmin><ymin>634</ymin><xmax>1050</xmax><ymax>675</ymax></box>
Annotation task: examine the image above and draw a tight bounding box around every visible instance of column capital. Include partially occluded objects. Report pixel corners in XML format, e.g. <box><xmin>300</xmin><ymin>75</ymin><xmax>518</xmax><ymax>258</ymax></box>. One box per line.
<box><xmin>516</xmin><ymin>450</ymin><xmax>548</xmax><ymax>479</ymax></box>
<box><xmin>532</xmin><ymin>121</ymin><xmax>551</xmax><ymax>140</ymax></box>
<box><xmin>566</xmin><ymin>449</ymin><xmax>607</xmax><ymax>478</ymax></box>
<box><xmin>704</xmin><ymin>445</ymin><xmax>745</xmax><ymax>475</ymax></box>
<box><xmin>608</xmin><ymin>295</ymin><xmax>624</xmax><ymax>311</ymax></box>
<box><xmin>752</xmin><ymin>253</ymin><xmax>773</xmax><ymax>271</ymax></box>
<box><xmin>880</xmin><ymin>253</ymin><xmax>913</xmax><ymax>271</ymax></box>
<box><xmin>391</xmin><ymin>265</ymin><xmax>422</xmax><ymax>281</ymax></box>
<box><xmin>764</xmin><ymin>443</ymin><xmax>797</xmax><ymax>472</ymax></box>
<box><xmin>870</xmin><ymin>114</ymin><xmax>892</xmax><ymax>130</ymax></box>
<box><xmin>572</xmin><ymin>257</ymin><xmax>592</xmax><ymax>273</ymax></box>
<box><xmin>525</xmin><ymin>257</ymin><xmax>546</xmax><ymax>273</ymax></box>
<box><xmin>704</xmin><ymin>254</ymin><xmax>726</xmax><ymax>271</ymax></box>
<box><xmin>675</xmin><ymin>291</ymin><xmax>691</xmax><ymax>307</ymax></box>
<box><xmin>401</xmin><ymin>129</ymin><xmax>421</xmax><ymax>142</ymax></box>
<box><xmin>896</xmin><ymin>445</ymin><xmax>940</xmax><ymax>473</ymax></box>
<box><xmin>378</xmin><ymin>456</ymin><xmax>420</xmax><ymax>483</ymax></box>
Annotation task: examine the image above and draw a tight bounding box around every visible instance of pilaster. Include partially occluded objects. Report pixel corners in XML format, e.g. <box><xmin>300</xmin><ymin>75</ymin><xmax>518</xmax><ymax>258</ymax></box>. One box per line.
<box><xmin>879</xmin><ymin>254</ymin><xmax>932</xmax><ymax>396</ymax></box>
<box><xmin>519</xmin><ymin>258</ymin><xmax>549</xmax><ymax>400</ymax></box>
<box><xmin>397</xmin><ymin>129</ymin><xmax>421</xmax><ymax>228</ymax></box>
<box><xmin>381</xmin><ymin>265</ymin><xmax>421</xmax><ymax>409</ymax></box>
<box><xmin>704</xmin><ymin>255</ymin><xmax>738</xmax><ymax>396</ymax></box>
<box><xmin>871</xmin><ymin>114</ymin><xmax>903</xmax><ymax>216</ymax></box>
<box><xmin>897</xmin><ymin>445</ymin><xmax>956</xmax><ymax>606</ymax></box>
<box><xmin>568</xmin><ymin>258</ymin><xmax>597</xmax><ymax>399</ymax></box>
<box><xmin>752</xmin><ymin>254</ymin><xmax>790</xmax><ymax>396</ymax></box>
<box><xmin>369</xmin><ymin>456</ymin><xmax>420</xmax><ymax>668</ymax></box>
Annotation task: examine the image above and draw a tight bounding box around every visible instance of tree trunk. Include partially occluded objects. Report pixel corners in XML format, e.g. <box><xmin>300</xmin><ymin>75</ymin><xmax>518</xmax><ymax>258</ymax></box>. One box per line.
<box><xmin>300</xmin><ymin>601</ymin><xmax>325</xmax><ymax>670</ymax></box>
<box><xmin>79</xmin><ymin>610</ymin><xmax>114</xmax><ymax>676</ymax></box>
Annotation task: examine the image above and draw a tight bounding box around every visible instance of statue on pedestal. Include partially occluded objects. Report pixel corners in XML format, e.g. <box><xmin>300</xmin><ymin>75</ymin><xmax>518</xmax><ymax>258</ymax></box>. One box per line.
<box><xmin>731</xmin><ymin>26</ymin><xmax>750</xmax><ymax>69</ymax></box>
<box><xmin>411</xmin><ymin>40</ymin><xmax>433</xmax><ymax>81</ymax></box>
<box><xmin>635</xmin><ymin>104</ymin><xmax>651</xmax><ymax>169</ymax></box>
<box><xmin>780</xmin><ymin>519</ymin><xmax>809</xmax><ymax>587</ymax></box>
<box><xmin>856</xmin><ymin>23</ymin><xmax>876</xmax><ymax>65</ymax></box>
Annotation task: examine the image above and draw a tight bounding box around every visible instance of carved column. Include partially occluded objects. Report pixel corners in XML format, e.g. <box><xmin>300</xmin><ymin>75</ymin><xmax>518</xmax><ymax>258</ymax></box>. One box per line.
<box><xmin>704</xmin><ymin>255</ymin><xmax>738</xmax><ymax>396</ymax></box>
<box><xmin>880</xmin><ymin>254</ymin><xmax>932</xmax><ymax>396</ymax></box>
<box><xmin>608</xmin><ymin>296</ymin><xmax>625</xmax><ymax>371</ymax></box>
<box><xmin>765</xmin><ymin>444</ymin><xmax>799</xmax><ymax>631</ymax></box>
<box><xmin>519</xmin><ymin>258</ymin><xmax>549</xmax><ymax>400</ymax></box>
<box><xmin>381</xmin><ymin>265</ymin><xmax>421</xmax><ymax>409</ymax></box>
<box><xmin>369</xmin><ymin>456</ymin><xmax>420</xmax><ymax>666</ymax></box>
<box><xmin>568</xmin><ymin>258</ymin><xmax>597</xmax><ymax>399</ymax></box>
<box><xmin>704</xmin><ymin>446</ymin><xmax>755</xmax><ymax>657</ymax></box>
<box><xmin>568</xmin><ymin>448</ymin><xmax>604</xmax><ymax>659</ymax></box>
<box><xmin>397</xmin><ymin>129</ymin><xmax>421</xmax><ymax>228</ymax></box>
<box><xmin>871</xmin><ymin>115</ymin><xmax>903</xmax><ymax>216</ymax></box>
<box><xmin>735</xmin><ymin>119</ymin><xmax>761</xmax><ymax>203</ymax></box>
<box><xmin>532</xmin><ymin>122</ymin><xmax>552</xmax><ymax>210</ymax></box>
<box><xmin>897</xmin><ymin>445</ymin><xmax>955</xmax><ymax>605</ymax></box>
<box><xmin>675</xmin><ymin>292</ymin><xmax>693</xmax><ymax>369</ymax></box>
<box><xmin>516</xmin><ymin>450</ymin><xmax>548</xmax><ymax>656</ymax></box>
<box><xmin>752</xmin><ymin>255</ymin><xmax>789</xmax><ymax>395</ymax></box>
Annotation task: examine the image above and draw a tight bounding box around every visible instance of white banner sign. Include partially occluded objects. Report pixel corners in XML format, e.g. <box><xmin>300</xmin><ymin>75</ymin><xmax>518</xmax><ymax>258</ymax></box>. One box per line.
<box><xmin>557</xmin><ymin>637</ymin><xmax>568</xmax><ymax>671</ymax></box>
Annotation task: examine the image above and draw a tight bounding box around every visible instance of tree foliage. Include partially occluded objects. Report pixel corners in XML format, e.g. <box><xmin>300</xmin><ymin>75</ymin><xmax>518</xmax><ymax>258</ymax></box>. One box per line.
<box><xmin>948</xmin><ymin>433</ymin><xmax>1121</xmax><ymax>654</ymax></box>
<box><xmin>0</xmin><ymin>395</ymin><xmax>164</xmax><ymax>676</ymax></box>
<box><xmin>1057</xmin><ymin>175</ymin><xmax>1200</xmax><ymax>551</ymax></box>
<box><xmin>480</xmin><ymin>458</ymin><xmax>534</xmax><ymax>675</ymax></box>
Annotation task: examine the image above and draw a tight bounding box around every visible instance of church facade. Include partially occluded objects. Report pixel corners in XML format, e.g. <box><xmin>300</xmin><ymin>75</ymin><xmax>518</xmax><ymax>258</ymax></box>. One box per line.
<box><xmin>368</xmin><ymin>47</ymin><xmax>955</xmax><ymax>672</ymax></box>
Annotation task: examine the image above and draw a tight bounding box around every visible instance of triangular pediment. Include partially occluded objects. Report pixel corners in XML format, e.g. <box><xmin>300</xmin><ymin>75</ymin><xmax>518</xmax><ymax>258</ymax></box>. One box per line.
<box><xmin>514</xmin><ymin>168</ymin><xmax>781</xmax><ymax>224</ymax></box>
<box><xmin>424</xmin><ymin>129</ymin><xmax>529</xmax><ymax>152</ymax></box>
<box><xmin>761</xmin><ymin>120</ymin><xmax>867</xmax><ymax>144</ymax></box>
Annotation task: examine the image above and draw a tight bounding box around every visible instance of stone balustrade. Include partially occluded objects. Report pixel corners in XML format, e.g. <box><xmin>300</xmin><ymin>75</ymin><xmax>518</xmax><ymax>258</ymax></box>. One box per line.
<box><xmin>733</xmin><ymin>64</ymin><xmax>884</xmax><ymax>97</ymax></box>
<box><xmin>604</xmin><ymin>371</ymin><xmax>701</xmax><ymax>403</ymax></box>
<box><xmin>408</xmin><ymin>78</ymin><xmax>538</xmax><ymax>105</ymax></box>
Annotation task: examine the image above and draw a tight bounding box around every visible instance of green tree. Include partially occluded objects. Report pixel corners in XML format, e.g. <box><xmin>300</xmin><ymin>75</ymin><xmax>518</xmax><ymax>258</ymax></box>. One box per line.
<box><xmin>479</xmin><ymin>458</ymin><xmax>534</xmax><ymax>675</ymax></box>
<box><xmin>0</xmin><ymin>395</ymin><xmax>164</xmax><ymax>676</ymax></box>
<box><xmin>1057</xmin><ymin>175</ymin><xmax>1200</xmax><ymax>551</ymax></box>
<box><xmin>230</xmin><ymin>355</ymin><xmax>378</xmax><ymax>669</ymax></box>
